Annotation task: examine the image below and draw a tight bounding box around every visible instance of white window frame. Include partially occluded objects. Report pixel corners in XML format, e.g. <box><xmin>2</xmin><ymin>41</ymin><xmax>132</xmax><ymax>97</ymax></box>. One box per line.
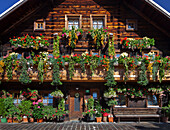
<box><xmin>90</xmin><ymin>14</ymin><xmax>107</xmax><ymax>29</ymax></box>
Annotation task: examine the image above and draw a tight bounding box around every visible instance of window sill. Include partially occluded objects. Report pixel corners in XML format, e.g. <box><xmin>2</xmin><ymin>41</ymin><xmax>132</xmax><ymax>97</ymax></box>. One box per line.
<box><xmin>115</xmin><ymin>105</ymin><xmax>127</xmax><ymax>108</ymax></box>
<box><xmin>147</xmin><ymin>106</ymin><xmax>159</xmax><ymax>108</ymax></box>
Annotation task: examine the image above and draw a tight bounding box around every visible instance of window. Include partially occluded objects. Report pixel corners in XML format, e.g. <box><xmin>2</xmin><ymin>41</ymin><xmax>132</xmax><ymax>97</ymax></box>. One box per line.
<box><xmin>90</xmin><ymin>14</ymin><xmax>107</xmax><ymax>29</ymax></box>
<box><xmin>42</xmin><ymin>93</ymin><xmax>53</xmax><ymax>106</ymax></box>
<box><xmin>65</xmin><ymin>14</ymin><xmax>82</xmax><ymax>30</ymax></box>
<box><xmin>115</xmin><ymin>95</ymin><xmax>126</xmax><ymax>107</ymax></box>
<box><xmin>13</xmin><ymin>93</ymin><xmax>21</xmax><ymax>106</ymax></box>
<box><xmin>93</xmin><ymin>92</ymin><xmax>98</xmax><ymax>100</ymax></box>
<box><xmin>126</xmin><ymin>19</ymin><xmax>137</xmax><ymax>31</ymax></box>
<box><xmin>147</xmin><ymin>95</ymin><xmax>159</xmax><ymax>107</ymax></box>
<box><xmin>34</xmin><ymin>19</ymin><xmax>45</xmax><ymax>31</ymax></box>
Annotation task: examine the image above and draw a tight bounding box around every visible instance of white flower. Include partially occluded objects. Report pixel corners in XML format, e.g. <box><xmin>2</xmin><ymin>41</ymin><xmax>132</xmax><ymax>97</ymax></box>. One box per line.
<box><xmin>121</xmin><ymin>52</ymin><xmax>128</xmax><ymax>57</ymax></box>
<box><xmin>127</xmin><ymin>38</ymin><xmax>135</xmax><ymax>41</ymax></box>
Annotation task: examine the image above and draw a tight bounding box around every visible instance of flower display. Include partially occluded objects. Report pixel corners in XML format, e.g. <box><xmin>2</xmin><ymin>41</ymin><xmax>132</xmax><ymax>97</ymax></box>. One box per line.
<box><xmin>10</xmin><ymin>34</ymin><xmax>50</xmax><ymax>50</ymax></box>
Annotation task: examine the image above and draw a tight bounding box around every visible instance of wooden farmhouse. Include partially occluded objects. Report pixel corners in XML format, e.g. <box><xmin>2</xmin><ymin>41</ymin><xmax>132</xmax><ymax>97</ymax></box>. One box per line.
<box><xmin>0</xmin><ymin>0</ymin><xmax>170</xmax><ymax>121</ymax></box>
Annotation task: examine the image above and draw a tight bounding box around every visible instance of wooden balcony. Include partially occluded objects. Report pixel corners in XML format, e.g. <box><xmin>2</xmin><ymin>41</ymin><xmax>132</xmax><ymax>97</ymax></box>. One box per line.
<box><xmin>0</xmin><ymin>64</ymin><xmax>170</xmax><ymax>82</ymax></box>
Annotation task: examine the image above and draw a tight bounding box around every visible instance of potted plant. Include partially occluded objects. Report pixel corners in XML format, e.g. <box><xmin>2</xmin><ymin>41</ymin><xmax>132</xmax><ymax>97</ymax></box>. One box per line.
<box><xmin>50</xmin><ymin>89</ymin><xmax>64</xmax><ymax>98</ymax></box>
<box><xmin>32</xmin><ymin>102</ymin><xmax>44</xmax><ymax>123</ymax></box>
<box><xmin>95</xmin><ymin>112</ymin><xmax>102</xmax><ymax>123</ymax></box>
<box><xmin>107</xmin><ymin>99</ymin><xmax>118</xmax><ymax>119</ymax></box>
<box><xmin>83</xmin><ymin>109</ymin><xmax>96</xmax><ymax>121</ymax></box>
<box><xmin>27</xmin><ymin>109</ymin><xmax>34</xmax><ymax>123</ymax></box>
<box><xmin>42</xmin><ymin>106</ymin><xmax>56</xmax><ymax>122</ymax></box>
<box><xmin>0</xmin><ymin>98</ymin><xmax>7</xmax><ymax>123</ymax></box>
<box><xmin>18</xmin><ymin>100</ymin><xmax>32</xmax><ymax>123</ymax></box>
<box><xmin>161</xmin><ymin>105</ymin><xmax>170</xmax><ymax>123</ymax></box>
<box><xmin>102</xmin><ymin>109</ymin><xmax>110</xmax><ymax>122</ymax></box>
<box><xmin>8</xmin><ymin>106</ymin><xmax>21</xmax><ymax>123</ymax></box>
<box><xmin>55</xmin><ymin>109</ymin><xmax>67</xmax><ymax>122</ymax></box>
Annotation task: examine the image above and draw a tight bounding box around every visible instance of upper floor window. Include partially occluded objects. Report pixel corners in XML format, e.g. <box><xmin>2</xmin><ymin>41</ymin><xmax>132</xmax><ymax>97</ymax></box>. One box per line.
<box><xmin>126</xmin><ymin>19</ymin><xmax>137</xmax><ymax>31</ymax></box>
<box><xmin>34</xmin><ymin>19</ymin><xmax>45</xmax><ymax>31</ymax></box>
<box><xmin>42</xmin><ymin>93</ymin><xmax>53</xmax><ymax>106</ymax></box>
<box><xmin>90</xmin><ymin>14</ymin><xmax>107</xmax><ymax>29</ymax></box>
<box><xmin>65</xmin><ymin>14</ymin><xmax>82</xmax><ymax>30</ymax></box>
<box><xmin>68</xmin><ymin>18</ymin><xmax>79</xmax><ymax>30</ymax></box>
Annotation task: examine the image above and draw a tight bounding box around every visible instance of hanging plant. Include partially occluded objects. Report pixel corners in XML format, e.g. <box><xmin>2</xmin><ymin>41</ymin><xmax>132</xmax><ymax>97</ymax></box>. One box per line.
<box><xmin>137</xmin><ymin>62</ymin><xmax>148</xmax><ymax>86</ymax></box>
<box><xmin>152</xmin><ymin>62</ymin><xmax>158</xmax><ymax>81</ymax></box>
<box><xmin>105</xmin><ymin>58</ymin><xmax>117</xmax><ymax>87</ymax></box>
<box><xmin>108</xmin><ymin>36</ymin><xmax>115</xmax><ymax>56</ymax></box>
<box><xmin>51</xmin><ymin>59</ymin><xmax>62</xmax><ymax>86</ymax></box>
<box><xmin>68</xmin><ymin>57</ymin><xmax>75</xmax><ymax>80</ymax></box>
<box><xmin>19</xmin><ymin>58</ymin><xmax>32</xmax><ymax>84</ymax></box>
<box><xmin>88</xmin><ymin>28</ymin><xmax>107</xmax><ymax>49</ymax></box>
<box><xmin>104</xmin><ymin>88</ymin><xmax>117</xmax><ymax>98</ymax></box>
<box><xmin>62</xmin><ymin>27</ymin><xmax>83</xmax><ymax>49</ymax></box>
<box><xmin>0</xmin><ymin>59</ymin><xmax>4</xmax><ymax>84</ymax></box>
<box><xmin>53</xmin><ymin>35</ymin><xmax>60</xmax><ymax>57</ymax></box>
<box><xmin>50</xmin><ymin>89</ymin><xmax>64</xmax><ymax>98</ymax></box>
<box><xmin>38</xmin><ymin>59</ymin><xmax>44</xmax><ymax>83</ymax></box>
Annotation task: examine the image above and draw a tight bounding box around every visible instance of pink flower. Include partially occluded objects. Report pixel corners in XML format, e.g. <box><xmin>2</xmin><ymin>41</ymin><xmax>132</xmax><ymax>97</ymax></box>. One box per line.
<box><xmin>62</xmin><ymin>34</ymin><xmax>64</xmax><ymax>37</ymax></box>
<box><xmin>33</xmin><ymin>102</ymin><xmax>36</xmax><ymax>105</ymax></box>
<box><xmin>38</xmin><ymin>99</ymin><xmax>42</xmax><ymax>102</ymax></box>
<box><xmin>35</xmin><ymin>102</ymin><xmax>38</xmax><ymax>105</ymax></box>
<box><xmin>37</xmin><ymin>106</ymin><xmax>40</xmax><ymax>108</ymax></box>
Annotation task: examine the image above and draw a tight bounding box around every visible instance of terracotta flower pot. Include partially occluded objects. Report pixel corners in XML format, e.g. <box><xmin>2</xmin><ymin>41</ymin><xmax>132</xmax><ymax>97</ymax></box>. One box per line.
<box><xmin>37</xmin><ymin>118</ymin><xmax>43</xmax><ymax>123</ymax></box>
<box><xmin>7</xmin><ymin>118</ymin><xmax>13</xmax><ymax>123</ymax></box>
<box><xmin>108</xmin><ymin>117</ymin><xmax>114</xmax><ymax>122</ymax></box>
<box><xmin>29</xmin><ymin>118</ymin><xmax>34</xmax><ymax>123</ymax></box>
<box><xmin>96</xmin><ymin>117</ymin><xmax>102</xmax><ymax>123</ymax></box>
<box><xmin>13</xmin><ymin>119</ymin><xmax>19</xmax><ymax>123</ymax></box>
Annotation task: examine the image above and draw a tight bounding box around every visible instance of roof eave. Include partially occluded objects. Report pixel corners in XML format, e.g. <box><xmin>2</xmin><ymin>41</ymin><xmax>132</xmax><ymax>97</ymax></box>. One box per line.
<box><xmin>0</xmin><ymin>0</ymin><xmax>28</xmax><ymax>20</ymax></box>
<box><xmin>145</xmin><ymin>0</ymin><xmax>170</xmax><ymax>19</ymax></box>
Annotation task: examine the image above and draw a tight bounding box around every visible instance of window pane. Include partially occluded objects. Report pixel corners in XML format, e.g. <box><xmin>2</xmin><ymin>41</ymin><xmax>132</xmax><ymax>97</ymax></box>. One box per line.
<box><xmin>120</xmin><ymin>95</ymin><xmax>126</xmax><ymax>105</ymax></box>
<box><xmin>14</xmin><ymin>99</ymin><xmax>17</xmax><ymax>104</ymax></box>
<box><xmin>49</xmin><ymin>99</ymin><xmax>53</xmax><ymax>104</ymax></box>
<box><xmin>18</xmin><ymin>99</ymin><xmax>21</xmax><ymax>104</ymax></box>
<box><xmin>74</xmin><ymin>20</ymin><xmax>79</xmax><ymax>25</ymax></box>
<box><xmin>93</xmin><ymin>92</ymin><xmax>97</xmax><ymax>99</ymax></box>
<box><xmin>93</xmin><ymin>20</ymin><xmax>97</xmax><ymax>24</ymax></box>
<box><xmin>74</xmin><ymin>97</ymin><xmax>80</xmax><ymax>111</ymax></box>
<box><xmin>74</xmin><ymin>25</ymin><xmax>79</xmax><ymax>29</ymax></box>
<box><xmin>152</xmin><ymin>95</ymin><xmax>158</xmax><ymax>105</ymax></box>
<box><xmin>68</xmin><ymin>20</ymin><xmax>73</xmax><ymax>25</ymax></box>
<box><xmin>68</xmin><ymin>25</ymin><xmax>72</xmax><ymax>30</ymax></box>
<box><xmin>98</xmin><ymin>20</ymin><xmax>103</xmax><ymax>24</ymax></box>
<box><xmin>98</xmin><ymin>25</ymin><xmax>103</xmax><ymax>29</ymax></box>
<box><xmin>43</xmin><ymin>99</ymin><xmax>48</xmax><ymax>103</ymax></box>
<box><xmin>93</xmin><ymin>25</ymin><xmax>97</xmax><ymax>29</ymax></box>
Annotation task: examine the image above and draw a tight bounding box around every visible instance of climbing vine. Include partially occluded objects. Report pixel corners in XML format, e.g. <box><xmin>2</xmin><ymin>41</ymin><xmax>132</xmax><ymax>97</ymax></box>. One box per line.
<box><xmin>137</xmin><ymin>62</ymin><xmax>148</xmax><ymax>86</ymax></box>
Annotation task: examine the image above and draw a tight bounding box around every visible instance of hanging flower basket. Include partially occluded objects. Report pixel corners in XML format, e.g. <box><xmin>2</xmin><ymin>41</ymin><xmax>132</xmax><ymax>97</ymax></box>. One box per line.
<box><xmin>50</xmin><ymin>89</ymin><xmax>64</xmax><ymax>98</ymax></box>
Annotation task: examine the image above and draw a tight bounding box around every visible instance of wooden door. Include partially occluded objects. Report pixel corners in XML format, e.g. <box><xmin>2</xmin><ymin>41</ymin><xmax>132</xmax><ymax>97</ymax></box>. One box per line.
<box><xmin>69</xmin><ymin>90</ymin><xmax>83</xmax><ymax>120</ymax></box>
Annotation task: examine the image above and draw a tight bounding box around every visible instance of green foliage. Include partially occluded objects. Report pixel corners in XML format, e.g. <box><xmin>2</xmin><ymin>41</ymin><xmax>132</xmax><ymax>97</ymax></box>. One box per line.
<box><xmin>51</xmin><ymin>59</ymin><xmax>62</xmax><ymax>86</ymax></box>
<box><xmin>68</xmin><ymin>57</ymin><xmax>75</xmax><ymax>80</ymax></box>
<box><xmin>55</xmin><ymin>109</ymin><xmax>66</xmax><ymax>119</ymax></box>
<box><xmin>159</xmin><ymin>62</ymin><xmax>165</xmax><ymax>83</ymax></box>
<box><xmin>0</xmin><ymin>98</ymin><xmax>7</xmax><ymax>117</ymax></box>
<box><xmin>18</xmin><ymin>100</ymin><xmax>32</xmax><ymax>116</ymax></box>
<box><xmin>87</xmin><ymin>98</ymin><xmax>94</xmax><ymax>110</ymax></box>
<box><xmin>32</xmin><ymin>102</ymin><xmax>44</xmax><ymax>119</ymax></box>
<box><xmin>162</xmin><ymin>104</ymin><xmax>170</xmax><ymax>117</ymax></box>
<box><xmin>152</xmin><ymin>62</ymin><xmax>158</xmax><ymax>81</ymax></box>
<box><xmin>107</xmin><ymin>99</ymin><xmax>118</xmax><ymax>107</ymax></box>
<box><xmin>8</xmin><ymin>106</ymin><xmax>21</xmax><ymax>119</ymax></box>
<box><xmin>104</xmin><ymin>88</ymin><xmax>117</xmax><ymax>98</ymax></box>
<box><xmin>95</xmin><ymin>100</ymin><xmax>102</xmax><ymax>117</ymax></box>
<box><xmin>50</xmin><ymin>89</ymin><xmax>64</xmax><ymax>98</ymax></box>
<box><xmin>19</xmin><ymin>58</ymin><xmax>32</xmax><ymax>84</ymax></box>
<box><xmin>108</xmin><ymin>36</ymin><xmax>115</xmax><ymax>56</ymax></box>
<box><xmin>53</xmin><ymin>35</ymin><xmax>60</xmax><ymax>57</ymax></box>
<box><xmin>105</xmin><ymin>58</ymin><xmax>117</xmax><ymax>87</ymax></box>
<box><xmin>88</xmin><ymin>28</ymin><xmax>107</xmax><ymax>49</ymax></box>
<box><xmin>38</xmin><ymin>60</ymin><xmax>44</xmax><ymax>83</ymax></box>
<box><xmin>42</xmin><ymin>106</ymin><xmax>56</xmax><ymax>120</ymax></box>
<box><xmin>137</xmin><ymin>62</ymin><xmax>148</xmax><ymax>86</ymax></box>
<box><xmin>58</xmin><ymin>98</ymin><xmax>65</xmax><ymax>111</ymax></box>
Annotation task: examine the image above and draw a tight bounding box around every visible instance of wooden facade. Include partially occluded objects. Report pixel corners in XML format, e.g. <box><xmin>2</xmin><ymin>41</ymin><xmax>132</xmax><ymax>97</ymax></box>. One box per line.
<box><xmin>0</xmin><ymin>0</ymin><xmax>170</xmax><ymax>120</ymax></box>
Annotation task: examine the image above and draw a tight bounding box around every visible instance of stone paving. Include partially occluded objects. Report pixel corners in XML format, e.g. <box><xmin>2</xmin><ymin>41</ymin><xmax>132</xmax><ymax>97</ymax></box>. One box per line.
<box><xmin>0</xmin><ymin>121</ymin><xmax>170</xmax><ymax>130</ymax></box>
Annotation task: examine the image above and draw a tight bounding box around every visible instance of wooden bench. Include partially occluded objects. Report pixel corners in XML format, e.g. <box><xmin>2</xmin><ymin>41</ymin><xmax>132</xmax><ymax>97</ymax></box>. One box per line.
<box><xmin>114</xmin><ymin>108</ymin><xmax>161</xmax><ymax>123</ymax></box>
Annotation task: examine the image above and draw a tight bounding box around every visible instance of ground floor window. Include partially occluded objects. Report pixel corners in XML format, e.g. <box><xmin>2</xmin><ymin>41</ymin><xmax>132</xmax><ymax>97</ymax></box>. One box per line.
<box><xmin>41</xmin><ymin>93</ymin><xmax>53</xmax><ymax>106</ymax></box>
<box><xmin>147</xmin><ymin>95</ymin><xmax>159</xmax><ymax>107</ymax></box>
<box><xmin>13</xmin><ymin>92</ymin><xmax>21</xmax><ymax>106</ymax></box>
<box><xmin>115</xmin><ymin>94</ymin><xmax>126</xmax><ymax>107</ymax></box>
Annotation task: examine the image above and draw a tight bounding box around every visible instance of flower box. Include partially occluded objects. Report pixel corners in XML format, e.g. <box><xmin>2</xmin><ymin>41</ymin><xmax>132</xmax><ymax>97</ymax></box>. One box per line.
<box><xmin>96</xmin><ymin>117</ymin><xmax>102</xmax><ymax>123</ymax></box>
